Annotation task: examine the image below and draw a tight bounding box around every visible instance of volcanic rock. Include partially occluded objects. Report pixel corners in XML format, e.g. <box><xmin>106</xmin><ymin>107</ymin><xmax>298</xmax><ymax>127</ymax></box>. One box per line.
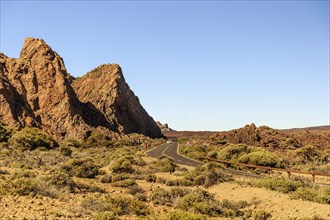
<box><xmin>0</xmin><ymin>38</ymin><xmax>162</xmax><ymax>139</ymax></box>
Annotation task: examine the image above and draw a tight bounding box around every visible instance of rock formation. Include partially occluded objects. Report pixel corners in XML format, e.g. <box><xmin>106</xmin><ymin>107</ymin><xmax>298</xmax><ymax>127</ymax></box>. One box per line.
<box><xmin>0</xmin><ymin>38</ymin><xmax>162</xmax><ymax>139</ymax></box>
<box><xmin>156</xmin><ymin>121</ymin><xmax>174</xmax><ymax>133</ymax></box>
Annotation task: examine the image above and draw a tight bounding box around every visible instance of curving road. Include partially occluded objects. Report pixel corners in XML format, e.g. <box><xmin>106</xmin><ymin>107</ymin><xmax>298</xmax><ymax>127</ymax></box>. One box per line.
<box><xmin>146</xmin><ymin>142</ymin><xmax>260</xmax><ymax>177</ymax></box>
<box><xmin>146</xmin><ymin>141</ymin><xmax>204</xmax><ymax>167</ymax></box>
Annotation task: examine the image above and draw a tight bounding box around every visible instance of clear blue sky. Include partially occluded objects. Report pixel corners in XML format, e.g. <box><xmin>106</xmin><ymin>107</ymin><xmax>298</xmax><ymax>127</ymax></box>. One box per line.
<box><xmin>1</xmin><ymin>1</ymin><xmax>329</xmax><ymax>131</ymax></box>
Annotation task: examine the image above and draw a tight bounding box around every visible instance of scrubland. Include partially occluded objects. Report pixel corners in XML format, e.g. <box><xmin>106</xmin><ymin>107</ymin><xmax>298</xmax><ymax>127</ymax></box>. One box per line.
<box><xmin>0</xmin><ymin>124</ymin><xmax>329</xmax><ymax>219</ymax></box>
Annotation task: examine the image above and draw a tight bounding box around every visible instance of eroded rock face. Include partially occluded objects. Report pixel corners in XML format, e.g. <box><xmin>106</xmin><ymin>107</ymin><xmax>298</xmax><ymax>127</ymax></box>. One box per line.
<box><xmin>72</xmin><ymin>64</ymin><xmax>162</xmax><ymax>138</ymax></box>
<box><xmin>0</xmin><ymin>38</ymin><xmax>162</xmax><ymax>139</ymax></box>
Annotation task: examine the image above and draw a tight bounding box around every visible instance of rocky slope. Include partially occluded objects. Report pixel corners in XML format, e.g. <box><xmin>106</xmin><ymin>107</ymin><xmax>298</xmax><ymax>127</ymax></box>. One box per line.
<box><xmin>214</xmin><ymin>124</ymin><xmax>329</xmax><ymax>150</ymax></box>
<box><xmin>0</xmin><ymin>38</ymin><xmax>162</xmax><ymax>139</ymax></box>
<box><xmin>72</xmin><ymin>64</ymin><xmax>162</xmax><ymax>138</ymax></box>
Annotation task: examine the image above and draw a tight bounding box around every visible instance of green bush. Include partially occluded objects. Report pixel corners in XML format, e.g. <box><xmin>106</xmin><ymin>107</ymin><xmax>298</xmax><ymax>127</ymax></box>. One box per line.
<box><xmin>63</xmin><ymin>157</ymin><xmax>101</xmax><ymax>178</ymax></box>
<box><xmin>167</xmin><ymin>210</ymin><xmax>207</xmax><ymax>220</ymax></box>
<box><xmin>94</xmin><ymin>211</ymin><xmax>118</xmax><ymax>220</ymax></box>
<box><xmin>59</xmin><ymin>146</ymin><xmax>72</xmax><ymax>157</ymax></box>
<box><xmin>217</xmin><ymin>144</ymin><xmax>252</xmax><ymax>161</ymax></box>
<box><xmin>8</xmin><ymin>127</ymin><xmax>58</xmax><ymax>150</ymax></box>
<box><xmin>290</xmin><ymin>187</ymin><xmax>330</xmax><ymax>204</ymax></box>
<box><xmin>295</xmin><ymin>145</ymin><xmax>320</xmax><ymax>162</ymax></box>
<box><xmin>177</xmin><ymin>190</ymin><xmax>222</xmax><ymax>216</ymax></box>
<box><xmin>207</xmin><ymin>151</ymin><xmax>218</xmax><ymax>159</ymax></box>
<box><xmin>238</xmin><ymin>151</ymin><xmax>282</xmax><ymax>168</ymax></box>
<box><xmin>256</xmin><ymin>177</ymin><xmax>302</xmax><ymax>193</ymax></box>
<box><xmin>127</xmin><ymin>185</ymin><xmax>145</xmax><ymax>195</ymax></box>
<box><xmin>252</xmin><ymin>210</ymin><xmax>272</xmax><ymax>220</ymax></box>
<box><xmin>106</xmin><ymin>196</ymin><xmax>149</xmax><ymax>216</ymax></box>
<box><xmin>0</xmin><ymin>171</ymin><xmax>59</xmax><ymax>198</ymax></box>
<box><xmin>111</xmin><ymin>179</ymin><xmax>137</xmax><ymax>188</ymax></box>
<box><xmin>100</xmin><ymin>174</ymin><xmax>112</xmax><ymax>183</ymax></box>
<box><xmin>0</xmin><ymin>124</ymin><xmax>12</xmax><ymax>142</ymax></box>
<box><xmin>83</xmin><ymin>132</ymin><xmax>113</xmax><ymax>148</ymax></box>
<box><xmin>151</xmin><ymin>188</ymin><xmax>173</xmax><ymax>205</ymax></box>
<box><xmin>154</xmin><ymin>157</ymin><xmax>176</xmax><ymax>173</ymax></box>
<box><xmin>145</xmin><ymin>174</ymin><xmax>157</xmax><ymax>182</ymax></box>
<box><xmin>44</xmin><ymin>169</ymin><xmax>76</xmax><ymax>192</ymax></box>
<box><xmin>184</xmin><ymin>163</ymin><xmax>232</xmax><ymax>188</ymax></box>
<box><xmin>109</xmin><ymin>157</ymin><xmax>135</xmax><ymax>174</ymax></box>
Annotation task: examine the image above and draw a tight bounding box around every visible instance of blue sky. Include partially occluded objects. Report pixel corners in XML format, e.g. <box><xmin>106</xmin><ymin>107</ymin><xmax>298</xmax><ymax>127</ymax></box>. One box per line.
<box><xmin>1</xmin><ymin>1</ymin><xmax>329</xmax><ymax>131</ymax></box>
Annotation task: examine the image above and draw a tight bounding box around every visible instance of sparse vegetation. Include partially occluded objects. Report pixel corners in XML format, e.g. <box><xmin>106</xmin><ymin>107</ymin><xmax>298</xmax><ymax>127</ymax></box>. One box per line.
<box><xmin>8</xmin><ymin>127</ymin><xmax>58</xmax><ymax>151</ymax></box>
<box><xmin>255</xmin><ymin>177</ymin><xmax>302</xmax><ymax>193</ymax></box>
<box><xmin>62</xmin><ymin>157</ymin><xmax>101</xmax><ymax>178</ymax></box>
<box><xmin>0</xmin><ymin>123</ymin><xmax>328</xmax><ymax>219</ymax></box>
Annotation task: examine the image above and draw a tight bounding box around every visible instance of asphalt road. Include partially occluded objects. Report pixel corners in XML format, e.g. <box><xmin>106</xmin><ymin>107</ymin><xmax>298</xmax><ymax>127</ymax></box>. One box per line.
<box><xmin>146</xmin><ymin>141</ymin><xmax>204</xmax><ymax>167</ymax></box>
<box><xmin>146</xmin><ymin>142</ymin><xmax>329</xmax><ymax>186</ymax></box>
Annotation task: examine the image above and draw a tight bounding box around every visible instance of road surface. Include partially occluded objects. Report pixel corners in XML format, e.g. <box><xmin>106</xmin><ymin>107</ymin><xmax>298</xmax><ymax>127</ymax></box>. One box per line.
<box><xmin>146</xmin><ymin>141</ymin><xmax>204</xmax><ymax>167</ymax></box>
<box><xmin>146</xmin><ymin>141</ymin><xmax>260</xmax><ymax>177</ymax></box>
<box><xmin>146</xmin><ymin>142</ymin><xmax>329</xmax><ymax>186</ymax></box>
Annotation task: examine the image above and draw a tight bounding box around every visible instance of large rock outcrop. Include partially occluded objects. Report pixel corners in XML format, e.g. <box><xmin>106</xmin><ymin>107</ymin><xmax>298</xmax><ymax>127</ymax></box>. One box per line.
<box><xmin>0</xmin><ymin>38</ymin><xmax>162</xmax><ymax>139</ymax></box>
<box><xmin>72</xmin><ymin>64</ymin><xmax>162</xmax><ymax>138</ymax></box>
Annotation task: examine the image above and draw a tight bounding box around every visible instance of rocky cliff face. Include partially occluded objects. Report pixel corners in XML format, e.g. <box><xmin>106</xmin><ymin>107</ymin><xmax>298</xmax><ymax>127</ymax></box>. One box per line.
<box><xmin>72</xmin><ymin>64</ymin><xmax>162</xmax><ymax>138</ymax></box>
<box><xmin>0</xmin><ymin>38</ymin><xmax>162</xmax><ymax>139</ymax></box>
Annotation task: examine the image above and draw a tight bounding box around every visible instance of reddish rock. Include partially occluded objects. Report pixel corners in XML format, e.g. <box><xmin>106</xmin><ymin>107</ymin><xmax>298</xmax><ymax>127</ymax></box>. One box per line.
<box><xmin>0</xmin><ymin>38</ymin><xmax>162</xmax><ymax>139</ymax></box>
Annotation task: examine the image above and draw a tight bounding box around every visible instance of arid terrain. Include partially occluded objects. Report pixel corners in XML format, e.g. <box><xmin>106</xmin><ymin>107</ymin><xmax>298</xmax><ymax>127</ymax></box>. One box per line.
<box><xmin>0</xmin><ymin>39</ymin><xmax>329</xmax><ymax>220</ymax></box>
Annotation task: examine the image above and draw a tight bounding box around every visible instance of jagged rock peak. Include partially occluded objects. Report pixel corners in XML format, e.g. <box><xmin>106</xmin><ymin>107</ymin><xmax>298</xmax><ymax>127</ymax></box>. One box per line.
<box><xmin>0</xmin><ymin>38</ymin><xmax>163</xmax><ymax>139</ymax></box>
<box><xmin>20</xmin><ymin>38</ymin><xmax>56</xmax><ymax>60</ymax></box>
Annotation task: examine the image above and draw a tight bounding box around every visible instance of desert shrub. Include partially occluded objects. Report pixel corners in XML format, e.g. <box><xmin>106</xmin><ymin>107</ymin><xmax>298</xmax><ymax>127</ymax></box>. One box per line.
<box><xmin>111</xmin><ymin>179</ymin><xmax>137</xmax><ymax>188</ymax></box>
<box><xmin>106</xmin><ymin>196</ymin><xmax>149</xmax><ymax>216</ymax></box>
<box><xmin>63</xmin><ymin>138</ymin><xmax>81</xmax><ymax>148</ymax></box>
<box><xmin>256</xmin><ymin>177</ymin><xmax>302</xmax><ymax>193</ymax></box>
<box><xmin>94</xmin><ymin>211</ymin><xmax>118</xmax><ymax>220</ymax></box>
<box><xmin>63</xmin><ymin>157</ymin><xmax>101</xmax><ymax>178</ymax></box>
<box><xmin>290</xmin><ymin>187</ymin><xmax>330</xmax><ymax>204</ymax></box>
<box><xmin>153</xmin><ymin>157</ymin><xmax>176</xmax><ymax>173</ymax></box>
<box><xmin>176</xmin><ymin>189</ymin><xmax>249</xmax><ymax>217</ymax></box>
<box><xmin>217</xmin><ymin>144</ymin><xmax>251</xmax><ymax>161</ymax></box>
<box><xmin>8</xmin><ymin>127</ymin><xmax>58</xmax><ymax>151</ymax></box>
<box><xmin>83</xmin><ymin>132</ymin><xmax>113</xmax><ymax>148</ymax></box>
<box><xmin>59</xmin><ymin>146</ymin><xmax>72</xmax><ymax>157</ymax></box>
<box><xmin>167</xmin><ymin>210</ymin><xmax>207</xmax><ymax>220</ymax></box>
<box><xmin>81</xmin><ymin>197</ymin><xmax>109</xmax><ymax>212</ymax></box>
<box><xmin>180</xmin><ymin>144</ymin><xmax>210</xmax><ymax>160</ymax></box>
<box><xmin>75</xmin><ymin>182</ymin><xmax>106</xmax><ymax>193</ymax></box>
<box><xmin>135</xmin><ymin>193</ymin><xmax>147</xmax><ymax>202</ymax></box>
<box><xmin>238</xmin><ymin>151</ymin><xmax>282</xmax><ymax>168</ymax></box>
<box><xmin>295</xmin><ymin>145</ymin><xmax>320</xmax><ymax>162</ymax></box>
<box><xmin>166</xmin><ymin>178</ymin><xmax>194</xmax><ymax>187</ymax></box>
<box><xmin>44</xmin><ymin>169</ymin><xmax>76</xmax><ymax>192</ymax></box>
<box><xmin>0</xmin><ymin>124</ymin><xmax>12</xmax><ymax>142</ymax></box>
<box><xmin>170</xmin><ymin>187</ymin><xmax>192</xmax><ymax>198</ymax></box>
<box><xmin>0</xmin><ymin>171</ymin><xmax>59</xmax><ymax>198</ymax></box>
<box><xmin>100</xmin><ymin>174</ymin><xmax>112</xmax><ymax>183</ymax></box>
<box><xmin>207</xmin><ymin>151</ymin><xmax>218</xmax><ymax>159</ymax></box>
<box><xmin>109</xmin><ymin>157</ymin><xmax>135</xmax><ymax>174</ymax></box>
<box><xmin>151</xmin><ymin>188</ymin><xmax>172</xmax><ymax>205</ymax></box>
<box><xmin>127</xmin><ymin>185</ymin><xmax>145</xmax><ymax>195</ymax></box>
<box><xmin>145</xmin><ymin>174</ymin><xmax>157</xmax><ymax>182</ymax></box>
<box><xmin>318</xmin><ymin>149</ymin><xmax>330</xmax><ymax>164</ymax></box>
<box><xmin>111</xmin><ymin>173</ymin><xmax>129</xmax><ymax>182</ymax></box>
<box><xmin>177</xmin><ymin>192</ymin><xmax>221</xmax><ymax>216</ymax></box>
<box><xmin>108</xmin><ymin>146</ymin><xmax>139</xmax><ymax>161</ymax></box>
<box><xmin>156</xmin><ymin>176</ymin><xmax>167</xmax><ymax>184</ymax></box>
<box><xmin>252</xmin><ymin>210</ymin><xmax>272</xmax><ymax>220</ymax></box>
<box><xmin>184</xmin><ymin>163</ymin><xmax>232</xmax><ymax>187</ymax></box>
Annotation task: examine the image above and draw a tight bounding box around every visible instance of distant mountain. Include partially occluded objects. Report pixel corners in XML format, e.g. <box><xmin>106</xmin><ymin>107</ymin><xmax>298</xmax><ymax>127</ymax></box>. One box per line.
<box><xmin>0</xmin><ymin>38</ymin><xmax>162</xmax><ymax>139</ymax></box>
<box><xmin>282</xmin><ymin>125</ymin><xmax>330</xmax><ymax>131</ymax></box>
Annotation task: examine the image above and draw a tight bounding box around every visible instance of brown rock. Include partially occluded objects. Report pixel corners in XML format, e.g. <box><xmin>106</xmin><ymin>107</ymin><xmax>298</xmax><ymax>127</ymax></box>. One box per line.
<box><xmin>0</xmin><ymin>38</ymin><xmax>162</xmax><ymax>139</ymax></box>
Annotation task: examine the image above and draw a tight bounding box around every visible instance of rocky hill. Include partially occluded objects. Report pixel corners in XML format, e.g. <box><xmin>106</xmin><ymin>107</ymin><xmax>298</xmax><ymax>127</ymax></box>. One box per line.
<box><xmin>214</xmin><ymin>124</ymin><xmax>329</xmax><ymax>150</ymax></box>
<box><xmin>0</xmin><ymin>38</ymin><xmax>162</xmax><ymax>139</ymax></box>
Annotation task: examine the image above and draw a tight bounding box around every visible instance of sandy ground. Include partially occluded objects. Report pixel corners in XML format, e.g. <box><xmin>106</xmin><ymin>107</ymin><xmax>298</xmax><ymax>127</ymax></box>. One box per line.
<box><xmin>208</xmin><ymin>182</ymin><xmax>330</xmax><ymax>220</ymax></box>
